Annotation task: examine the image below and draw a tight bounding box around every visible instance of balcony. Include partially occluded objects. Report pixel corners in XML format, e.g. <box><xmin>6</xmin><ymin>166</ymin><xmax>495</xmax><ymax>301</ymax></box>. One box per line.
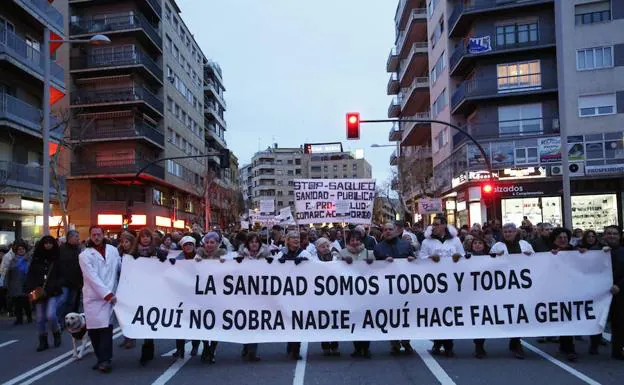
<box><xmin>451</xmin><ymin>73</ymin><xmax>557</xmax><ymax>114</ymax></box>
<box><xmin>14</xmin><ymin>0</ymin><xmax>64</xmax><ymax>34</ymax></box>
<box><xmin>71</xmin><ymin>49</ymin><xmax>162</xmax><ymax>83</ymax></box>
<box><xmin>400</xmin><ymin>77</ymin><xmax>429</xmax><ymax>109</ymax></box>
<box><xmin>387</xmin><ymin>47</ymin><xmax>399</xmax><ymax>72</ymax></box>
<box><xmin>390</xmin><ymin>149</ymin><xmax>399</xmax><ymax>166</ymax></box>
<box><xmin>448</xmin><ymin>0</ymin><xmax>554</xmax><ymax>38</ymax></box>
<box><xmin>68</xmin><ymin>0</ymin><xmax>161</xmax><ymax>20</ymax></box>
<box><xmin>0</xmin><ymin>26</ymin><xmax>65</xmax><ymax>86</ymax></box>
<box><xmin>205</xmin><ymin>122</ymin><xmax>227</xmax><ymax>149</ymax></box>
<box><xmin>71</xmin><ymin>86</ymin><xmax>163</xmax><ymax>116</ymax></box>
<box><xmin>388</xmin><ymin>95</ymin><xmax>402</xmax><ymax>118</ymax></box>
<box><xmin>402</xmin><ymin>145</ymin><xmax>433</xmax><ymax>159</ymax></box>
<box><xmin>204</xmin><ymin>103</ymin><xmax>227</xmax><ymax>128</ymax></box>
<box><xmin>387</xmin><ymin>73</ymin><xmax>399</xmax><ymax>95</ymax></box>
<box><xmin>70</xmin><ymin>119</ymin><xmax>164</xmax><ymax>148</ymax></box>
<box><xmin>70</xmin><ymin>13</ymin><xmax>162</xmax><ymax>51</ymax></box>
<box><xmin>449</xmin><ymin>28</ymin><xmax>555</xmax><ymax>75</ymax></box>
<box><xmin>398</xmin><ymin>42</ymin><xmax>428</xmax><ymax>81</ymax></box>
<box><xmin>452</xmin><ymin>117</ymin><xmax>560</xmax><ymax>148</ymax></box>
<box><xmin>389</xmin><ymin>122</ymin><xmax>402</xmax><ymax>142</ymax></box>
<box><xmin>395</xmin><ymin>9</ymin><xmax>427</xmax><ymax>54</ymax></box>
<box><xmin>401</xmin><ymin>111</ymin><xmax>432</xmax><ymax>146</ymax></box>
<box><xmin>71</xmin><ymin>159</ymin><xmax>165</xmax><ymax>180</ymax></box>
<box><xmin>0</xmin><ymin>160</ymin><xmax>63</xmax><ymax>193</ymax></box>
<box><xmin>204</xmin><ymin>79</ymin><xmax>227</xmax><ymax>109</ymax></box>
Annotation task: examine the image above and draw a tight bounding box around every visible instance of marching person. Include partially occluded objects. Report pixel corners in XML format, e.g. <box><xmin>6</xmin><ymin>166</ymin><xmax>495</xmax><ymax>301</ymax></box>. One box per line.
<box><xmin>276</xmin><ymin>231</ymin><xmax>312</xmax><ymax>360</ymax></box>
<box><xmin>117</xmin><ymin>232</ymin><xmax>137</xmax><ymax>350</ymax></box>
<box><xmin>300</xmin><ymin>231</ymin><xmax>317</xmax><ymax>259</ymax></box>
<box><xmin>374</xmin><ymin>222</ymin><xmax>417</xmax><ymax>355</ymax></box>
<box><xmin>419</xmin><ymin>216</ymin><xmax>465</xmax><ymax>357</ymax></box>
<box><xmin>26</xmin><ymin>236</ymin><xmax>63</xmax><ymax>352</ymax></box>
<box><xmin>79</xmin><ymin>225</ymin><xmax>121</xmax><ymax>373</ymax></box>
<box><xmin>4</xmin><ymin>241</ymin><xmax>32</xmax><ymax>325</ymax></box>
<box><xmin>488</xmin><ymin>223</ymin><xmax>534</xmax><ymax>359</ymax></box>
<box><xmin>339</xmin><ymin>229</ymin><xmax>374</xmax><ymax>358</ymax></box>
<box><xmin>237</xmin><ymin>232</ymin><xmax>271</xmax><ymax>362</ymax></box>
<box><xmin>465</xmin><ymin>236</ymin><xmax>491</xmax><ymax>358</ymax></box>
<box><xmin>601</xmin><ymin>225</ymin><xmax>624</xmax><ymax>360</ymax></box>
<box><xmin>57</xmin><ymin>230</ymin><xmax>83</xmax><ymax>328</ymax></box>
<box><xmin>314</xmin><ymin>237</ymin><xmax>340</xmax><ymax>356</ymax></box>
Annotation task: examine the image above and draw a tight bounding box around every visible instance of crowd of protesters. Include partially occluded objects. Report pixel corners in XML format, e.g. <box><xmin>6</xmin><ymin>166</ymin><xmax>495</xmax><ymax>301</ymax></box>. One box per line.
<box><xmin>0</xmin><ymin>217</ymin><xmax>622</xmax><ymax>373</ymax></box>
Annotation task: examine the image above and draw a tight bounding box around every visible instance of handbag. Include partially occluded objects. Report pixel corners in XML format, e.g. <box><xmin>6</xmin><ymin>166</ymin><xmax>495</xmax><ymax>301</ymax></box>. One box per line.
<box><xmin>28</xmin><ymin>262</ymin><xmax>53</xmax><ymax>303</ymax></box>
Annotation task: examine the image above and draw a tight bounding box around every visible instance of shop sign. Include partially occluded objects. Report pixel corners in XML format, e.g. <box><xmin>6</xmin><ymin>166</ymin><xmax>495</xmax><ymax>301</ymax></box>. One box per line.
<box><xmin>539</xmin><ymin>137</ymin><xmax>561</xmax><ymax>163</ymax></box>
<box><xmin>451</xmin><ymin>173</ymin><xmax>467</xmax><ymax>188</ymax></box>
<box><xmin>499</xmin><ymin>167</ymin><xmax>546</xmax><ymax>180</ymax></box>
<box><xmin>456</xmin><ymin>191</ymin><xmax>467</xmax><ymax>203</ymax></box>
<box><xmin>494</xmin><ymin>183</ymin><xmax>561</xmax><ymax>198</ymax></box>
<box><xmin>445</xmin><ymin>200</ymin><xmax>456</xmax><ymax>211</ymax></box>
<box><xmin>585</xmin><ymin>164</ymin><xmax>624</xmax><ymax>176</ymax></box>
<box><xmin>568</xmin><ymin>137</ymin><xmax>585</xmax><ymax>162</ymax></box>
<box><xmin>452</xmin><ymin>170</ymin><xmax>498</xmax><ymax>188</ymax></box>
<box><xmin>467</xmin><ymin>36</ymin><xmax>492</xmax><ymax>54</ymax></box>
<box><xmin>0</xmin><ymin>194</ymin><xmax>21</xmax><ymax>210</ymax></box>
<box><xmin>491</xmin><ymin>142</ymin><xmax>515</xmax><ymax>167</ymax></box>
<box><xmin>418</xmin><ymin>198</ymin><xmax>442</xmax><ymax>214</ymax></box>
<box><xmin>467</xmin><ymin>145</ymin><xmax>487</xmax><ymax>168</ymax></box>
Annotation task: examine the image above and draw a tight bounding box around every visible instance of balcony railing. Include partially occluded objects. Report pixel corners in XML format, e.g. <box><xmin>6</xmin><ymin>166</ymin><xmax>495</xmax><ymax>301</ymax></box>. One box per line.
<box><xmin>388</xmin><ymin>95</ymin><xmax>402</xmax><ymax>118</ymax></box>
<box><xmin>71</xmin><ymin>159</ymin><xmax>165</xmax><ymax>179</ymax></box>
<box><xmin>400</xmin><ymin>77</ymin><xmax>429</xmax><ymax>107</ymax></box>
<box><xmin>387</xmin><ymin>47</ymin><xmax>398</xmax><ymax>72</ymax></box>
<box><xmin>0</xmin><ymin>26</ymin><xmax>65</xmax><ymax>84</ymax></box>
<box><xmin>70</xmin><ymin>13</ymin><xmax>162</xmax><ymax>48</ymax></box>
<box><xmin>452</xmin><ymin>117</ymin><xmax>560</xmax><ymax>147</ymax></box>
<box><xmin>0</xmin><ymin>91</ymin><xmax>41</xmax><ymax>128</ymax></box>
<box><xmin>399</xmin><ymin>42</ymin><xmax>428</xmax><ymax>80</ymax></box>
<box><xmin>70</xmin><ymin>49</ymin><xmax>162</xmax><ymax>80</ymax></box>
<box><xmin>70</xmin><ymin>120</ymin><xmax>164</xmax><ymax>146</ymax></box>
<box><xmin>0</xmin><ymin>160</ymin><xmax>64</xmax><ymax>192</ymax></box>
<box><xmin>449</xmin><ymin>0</ymin><xmax>551</xmax><ymax>35</ymax></box>
<box><xmin>387</xmin><ymin>72</ymin><xmax>399</xmax><ymax>95</ymax></box>
<box><xmin>451</xmin><ymin>73</ymin><xmax>556</xmax><ymax>110</ymax></box>
<box><xmin>449</xmin><ymin>28</ymin><xmax>555</xmax><ymax>72</ymax></box>
<box><xmin>145</xmin><ymin>0</ymin><xmax>162</xmax><ymax>16</ymax></box>
<box><xmin>71</xmin><ymin>86</ymin><xmax>163</xmax><ymax>113</ymax></box>
<box><xmin>16</xmin><ymin>0</ymin><xmax>64</xmax><ymax>32</ymax></box>
<box><xmin>402</xmin><ymin>146</ymin><xmax>433</xmax><ymax>159</ymax></box>
<box><xmin>395</xmin><ymin>9</ymin><xmax>427</xmax><ymax>53</ymax></box>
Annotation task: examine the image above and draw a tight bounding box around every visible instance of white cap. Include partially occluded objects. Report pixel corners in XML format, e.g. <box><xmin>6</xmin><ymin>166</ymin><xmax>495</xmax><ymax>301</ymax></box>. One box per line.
<box><xmin>179</xmin><ymin>236</ymin><xmax>196</xmax><ymax>247</ymax></box>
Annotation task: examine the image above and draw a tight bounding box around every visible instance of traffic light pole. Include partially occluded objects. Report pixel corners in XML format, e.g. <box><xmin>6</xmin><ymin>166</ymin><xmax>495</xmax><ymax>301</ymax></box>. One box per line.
<box><xmin>360</xmin><ymin>118</ymin><xmax>496</xmax><ymax>221</ymax></box>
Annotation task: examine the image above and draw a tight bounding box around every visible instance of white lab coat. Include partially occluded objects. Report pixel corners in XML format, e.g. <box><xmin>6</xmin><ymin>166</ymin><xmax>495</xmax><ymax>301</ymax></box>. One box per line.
<box><xmin>490</xmin><ymin>240</ymin><xmax>534</xmax><ymax>256</ymax></box>
<box><xmin>79</xmin><ymin>244</ymin><xmax>121</xmax><ymax>329</ymax></box>
<box><xmin>418</xmin><ymin>225</ymin><xmax>465</xmax><ymax>259</ymax></box>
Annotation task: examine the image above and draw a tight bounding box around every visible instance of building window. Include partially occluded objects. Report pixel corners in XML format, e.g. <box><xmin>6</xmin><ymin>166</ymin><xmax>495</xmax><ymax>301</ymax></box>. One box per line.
<box><xmin>430</xmin><ymin>51</ymin><xmax>446</xmax><ymax>85</ymax></box>
<box><xmin>165</xmin><ymin>5</ymin><xmax>172</xmax><ymax>22</ymax></box>
<box><xmin>497</xmin><ymin>60</ymin><xmax>541</xmax><ymax>91</ymax></box>
<box><xmin>496</xmin><ymin>23</ymin><xmax>538</xmax><ymax>47</ymax></box>
<box><xmin>578</xmin><ymin>93</ymin><xmax>616</xmax><ymax>117</ymax></box>
<box><xmin>432</xmin><ymin>88</ymin><xmax>447</xmax><ymax>117</ymax></box>
<box><xmin>576</xmin><ymin>46</ymin><xmax>613</xmax><ymax>70</ymax></box>
<box><xmin>575</xmin><ymin>1</ymin><xmax>611</xmax><ymax>25</ymax></box>
<box><xmin>498</xmin><ymin>103</ymin><xmax>543</xmax><ymax>136</ymax></box>
<box><xmin>153</xmin><ymin>189</ymin><xmax>165</xmax><ymax>206</ymax></box>
<box><xmin>430</xmin><ymin>15</ymin><xmax>444</xmax><ymax>48</ymax></box>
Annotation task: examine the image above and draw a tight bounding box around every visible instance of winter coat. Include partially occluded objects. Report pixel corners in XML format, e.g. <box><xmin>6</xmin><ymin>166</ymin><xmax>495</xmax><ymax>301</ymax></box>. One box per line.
<box><xmin>6</xmin><ymin>254</ymin><xmax>30</xmax><ymax>297</ymax></box>
<box><xmin>79</xmin><ymin>244</ymin><xmax>121</xmax><ymax>329</ymax></box>
<box><xmin>26</xmin><ymin>251</ymin><xmax>63</xmax><ymax>300</ymax></box>
<box><xmin>530</xmin><ymin>236</ymin><xmax>551</xmax><ymax>252</ymax></box>
<box><xmin>58</xmin><ymin>243</ymin><xmax>83</xmax><ymax>290</ymax></box>
<box><xmin>175</xmin><ymin>250</ymin><xmax>198</xmax><ymax>260</ymax></box>
<box><xmin>363</xmin><ymin>235</ymin><xmax>377</xmax><ymax>251</ymax></box>
<box><xmin>276</xmin><ymin>248</ymin><xmax>312</xmax><ymax>261</ymax></box>
<box><xmin>317</xmin><ymin>249</ymin><xmax>339</xmax><ymax>262</ymax></box>
<box><xmin>339</xmin><ymin>245</ymin><xmax>373</xmax><ymax>261</ymax></box>
<box><xmin>238</xmin><ymin>245</ymin><xmax>271</xmax><ymax>260</ymax></box>
<box><xmin>0</xmin><ymin>249</ymin><xmax>14</xmax><ymax>286</ymax></box>
<box><xmin>611</xmin><ymin>246</ymin><xmax>624</xmax><ymax>291</ymax></box>
<box><xmin>374</xmin><ymin>237</ymin><xmax>415</xmax><ymax>260</ymax></box>
<box><xmin>196</xmin><ymin>247</ymin><xmax>228</xmax><ymax>261</ymax></box>
<box><xmin>490</xmin><ymin>240</ymin><xmax>534</xmax><ymax>256</ymax></box>
<box><xmin>418</xmin><ymin>225</ymin><xmax>465</xmax><ymax>259</ymax></box>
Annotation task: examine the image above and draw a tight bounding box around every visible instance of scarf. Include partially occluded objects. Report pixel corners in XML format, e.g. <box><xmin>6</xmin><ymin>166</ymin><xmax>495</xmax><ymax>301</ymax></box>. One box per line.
<box><xmin>346</xmin><ymin>244</ymin><xmax>365</xmax><ymax>256</ymax></box>
<box><xmin>15</xmin><ymin>255</ymin><xmax>28</xmax><ymax>275</ymax></box>
<box><xmin>504</xmin><ymin>240</ymin><xmax>522</xmax><ymax>254</ymax></box>
<box><xmin>137</xmin><ymin>244</ymin><xmax>152</xmax><ymax>257</ymax></box>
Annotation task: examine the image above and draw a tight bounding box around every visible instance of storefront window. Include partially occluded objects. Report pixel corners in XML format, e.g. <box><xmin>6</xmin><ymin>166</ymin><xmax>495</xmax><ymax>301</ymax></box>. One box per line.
<box><xmin>572</xmin><ymin>194</ymin><xmax>618</xmax><ymax>231</ymax></box>
<box><xmin>501</xmin><ymin>196</ymin><xmax>561</xmax><ymax>227</ymax></box>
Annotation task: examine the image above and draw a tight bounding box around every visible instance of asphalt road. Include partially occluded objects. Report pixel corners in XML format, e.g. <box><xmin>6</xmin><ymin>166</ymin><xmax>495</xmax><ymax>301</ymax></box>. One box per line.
<box><xmin>0</xmin><ymin>317</ymin><xmax>621</xmax><ymax>385</ymax></box>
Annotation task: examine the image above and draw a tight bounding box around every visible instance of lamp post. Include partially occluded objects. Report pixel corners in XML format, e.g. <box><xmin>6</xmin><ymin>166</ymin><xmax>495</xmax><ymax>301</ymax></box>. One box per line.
<box><xmin>42</xmin><ymin>32</ymin><xmax>111</xmax><ymax>235</ymax></box>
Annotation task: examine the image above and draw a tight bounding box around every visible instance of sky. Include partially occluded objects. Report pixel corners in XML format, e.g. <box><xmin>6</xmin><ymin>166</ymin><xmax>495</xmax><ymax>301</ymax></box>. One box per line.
<box><xmin>177</xmin><ymin>0</ymin><xmax>398</xmax><ymax>183</ymax></box>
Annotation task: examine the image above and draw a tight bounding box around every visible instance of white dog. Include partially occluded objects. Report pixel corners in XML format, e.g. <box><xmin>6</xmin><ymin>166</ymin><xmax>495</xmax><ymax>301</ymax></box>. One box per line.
<box><xmin>64</xmin><ymin>312</ymin><xmax>91</xmax><ymax>359</ymax></box>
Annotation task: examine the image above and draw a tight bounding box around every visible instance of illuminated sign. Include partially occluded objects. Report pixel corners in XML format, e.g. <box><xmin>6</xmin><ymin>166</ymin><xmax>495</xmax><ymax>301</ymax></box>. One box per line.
<box><xmin>173</xmin><ymin>219</ymin><xmax>185</xmax><ymax>229</ymax></box>
<box><xmin>35</xmin><ymin>216</ymin><xmax>65</xmax><ymax>227</ymax></box>
<box><xmin>155</xmin><ymin>216</ymin><xmax>172</xmax><ymax>228</ymax></box>
<box><xmin>98</xmin><ymin>214</ymin><xmax>146</xmax><ymax>226</ymax></box>
<box><xmin>499</xmin><ymin>167</ymin><xmax>546</xmax><ymax>180</ymax></box>
<box><xmin>451</xmin><ymin>170</ymin><xmax>498</xmax><ymax>188</ymax></box>
<box><xmin>303</xmin><ymin>142</ymin><xmax>343</xmax><ymax>154</ymax></box>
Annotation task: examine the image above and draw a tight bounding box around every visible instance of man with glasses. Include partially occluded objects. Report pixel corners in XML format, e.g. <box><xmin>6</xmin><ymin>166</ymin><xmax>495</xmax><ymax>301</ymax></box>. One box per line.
<box><xmin>603</xmin><ymin>225</ymin><xmax>624</xmax><ymax>360</ymax></box>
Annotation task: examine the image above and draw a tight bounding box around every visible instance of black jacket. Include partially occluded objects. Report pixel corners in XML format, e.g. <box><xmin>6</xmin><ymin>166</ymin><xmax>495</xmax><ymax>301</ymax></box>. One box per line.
<box><xmin>58</xmin><ymin>243</ymin><xmax>83</xmax><ymax>290</ymax></box>
<box><xmin>26</xmin><ymin>253</ymin><xmax>62</xmax><ymax>299</ymax></box>
<box><xmin>530</xmin><ymin>236</ymin><xmax>551</xmax><ymax>252</ymax></box>
<box><xmin>612</xmin><ymin>246</ymin><xmax>624</xmax><ymax>290</ymax></box>
<box><xmin>373</xmin><ymin>237</ymin><xmax>414</xmax><ymax>260</ymax></box>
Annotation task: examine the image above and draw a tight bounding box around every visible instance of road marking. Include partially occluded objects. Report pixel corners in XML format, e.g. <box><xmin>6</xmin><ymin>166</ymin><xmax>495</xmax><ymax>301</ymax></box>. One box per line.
<box><xmin>292</xmin><ymin>342</ymin><xmax>308</xmax><ymax>385</ymax></box>
<box><xmin>151</xmin><ymin>342</ymin><xmax>192</xmax><ymax>385</ymax></box>
<box><xmin>521</xmin><ymin>340</ymin><xmax>601</xmax><ymax>385</ymax></box>
<box><xmin>412</xmin><ymin>340</ymin><xmax>457</xmax><ymax>385</ymax></box>
<box><xmin>0</xmin><ymin>340</ymin><xmax>18</xmax><ymax>348</ymax></box>
<box><xmin>2</xmin><ymin>327</ymin><xmax>121</xmax><ymax>385</ymax></box>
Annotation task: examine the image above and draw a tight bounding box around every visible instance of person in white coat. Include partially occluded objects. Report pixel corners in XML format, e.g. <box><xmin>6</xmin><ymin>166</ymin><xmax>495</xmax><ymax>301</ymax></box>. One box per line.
<box><xmin>418</xmin><ymin>216</ymin><xmax>465</xmax><ymax>357</ymax></box>
<box><xmin>79</xmin><ymin>226</ymin><xmax>121</xmax><ymax>374</ymax></box>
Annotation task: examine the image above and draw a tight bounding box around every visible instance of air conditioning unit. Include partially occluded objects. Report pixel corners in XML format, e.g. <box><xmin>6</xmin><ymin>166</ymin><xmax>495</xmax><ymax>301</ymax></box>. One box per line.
<box><xmin>569</xmin><ymin>162</ymin><xmax>585</xmax><ymax>177</ymax></box>
<box><xmin>551</xmin><ymin>165</ymin><xmax>563</xmax><ymax>176</ymax></box>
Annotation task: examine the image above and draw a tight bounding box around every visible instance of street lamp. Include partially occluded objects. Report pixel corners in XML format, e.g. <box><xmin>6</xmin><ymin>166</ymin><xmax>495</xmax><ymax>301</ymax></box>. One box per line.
<box><xmin>42</xmin><ymin>32</ymin><xmax>111</xmax><ymax>235</ymax></box>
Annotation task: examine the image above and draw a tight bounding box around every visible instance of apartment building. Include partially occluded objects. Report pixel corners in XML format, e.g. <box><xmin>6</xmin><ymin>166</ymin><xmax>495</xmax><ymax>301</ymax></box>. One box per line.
<box><xmin>0</xmin><ymin>0</ymin><xmax>67</xmax><ymax>241</ymax></box>
<box><xmin>419</xmin><ymin>0</ymin><xmax>624</xmax><ymax>230</ymax></box>
<box><xmin>303</xmin><ymin>151</ymin><xmax>372</xmax><ymax>180</ymax></box>
<box><xmin>386</xmin><ymin>0</ymin><xmax>433</xmax><ymax>219</ymax></box>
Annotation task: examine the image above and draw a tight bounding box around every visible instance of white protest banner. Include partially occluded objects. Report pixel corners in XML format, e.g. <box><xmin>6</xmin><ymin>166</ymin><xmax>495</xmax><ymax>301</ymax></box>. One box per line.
<box><xmin>240</xmin><ymin>221</ymin><xmax>250</xmax><ymax>229</ymax></box>
<box><xmin>260</xmin><ymin>200</ymin><xmax>275</xmax><ymax>214</ymax></box>
<box><xmin>115</xmin><ymin>251</ymin><xmax>612</xmax><ymax>343</ymax></box>
<box><xmin>293</xmin><ymin>179</ymin><xmax>375</xmax><ymax>225</ymax></box>
<box><xmin>278</xmin><ymin>207</ymin><xmax>296</xmax><ymax>225</ymax></box>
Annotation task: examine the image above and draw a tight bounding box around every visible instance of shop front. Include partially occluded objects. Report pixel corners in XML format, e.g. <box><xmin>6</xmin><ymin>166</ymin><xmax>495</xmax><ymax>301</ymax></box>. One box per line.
<box><xmin>0</xmin><ymin>194</ymin><xmax>66</xmax><ymax>243</ymax></box>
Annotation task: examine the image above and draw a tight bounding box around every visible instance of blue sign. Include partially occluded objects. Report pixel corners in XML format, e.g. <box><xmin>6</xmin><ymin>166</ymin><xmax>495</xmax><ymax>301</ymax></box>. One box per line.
<box><xmin>467</xmin><ymin>36</ymin><xmax>492</xmax><ymax>54</ymax></box>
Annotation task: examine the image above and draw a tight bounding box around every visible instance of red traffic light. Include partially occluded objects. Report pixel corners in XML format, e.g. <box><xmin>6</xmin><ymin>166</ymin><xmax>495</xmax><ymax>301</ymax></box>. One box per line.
<box><xmin>346</xmin><ymin>112</ymin><xmax>360</xmax><ymax>140</ymax></box>
<box><xmin>482</xmin><ymin>183</ymin><xmax>494</xmax><ymax>194</ymax></box>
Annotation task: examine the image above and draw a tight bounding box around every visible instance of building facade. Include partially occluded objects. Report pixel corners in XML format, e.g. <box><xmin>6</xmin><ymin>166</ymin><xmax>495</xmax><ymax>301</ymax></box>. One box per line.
<box><xmin>0</xmin><ymin>0</ymin><xmax>67</xmax><ymax>242</ymax></box>
<box><xmin>386</xmin><ymin>0</ymin><xmax>434</xmax><ymax>221</ymax></box>
<box><xmin>389</xmin><ymin>0</ymin><xmax>624</xmax><ymax>230</ymax></box>
<box><xmin>303</xmin><ymin>152</ymin><xmax>372</xmax><ymax>180</ymax></box>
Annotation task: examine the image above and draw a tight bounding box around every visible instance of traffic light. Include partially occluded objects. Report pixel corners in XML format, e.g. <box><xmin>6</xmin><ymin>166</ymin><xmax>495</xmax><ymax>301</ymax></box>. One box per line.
<box><xmin>219</xmin><ymin>148</ymin><xmax>230</xmax><ymax>169</ymax></box>
<box><xmin>346</xmin><ymin>112</ymin><xmax>360</xmax><ymax>140</ymax></box>
<box><xmin>482</xmin><ymin>183</ymin><xmax>494</xmax><ymax>195</ymax></box>
<box><xmin>122</xmin><ymin>214</ymin><xmax>132</xmax><ymax>229</ymax></box>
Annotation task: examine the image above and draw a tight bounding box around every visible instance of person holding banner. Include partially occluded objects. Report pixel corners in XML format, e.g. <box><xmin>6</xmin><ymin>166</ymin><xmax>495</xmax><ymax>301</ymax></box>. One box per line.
<box><xmin>117</xmin><ymin>233</ymin><xmax>137</xmax><ymax>350</ymax></box>
<box><xmin>315</xmin><ymin>238</ymin><xmax>339</xmax><ymax>262</ymax></box>
<box><xmin>602</xmin><ymin>226</ymin><xmax>624</xmax><ymax>360</ymax></box>
<box><xmin>300</xmin><ymin>231</ymin><xmax>317</xmax><ymax>259</ymax></box>
<box><xmin>340</xmin><ymin>229</ymin><xmax>374</xmax><ymax>358</ymax></box>
<box><xmin>419</xmin><ymin>216</ymin><xmax>465</xmax><ymax>358</ymax></box>
<box><xmin>374</xmin><ymin>222</ymin><xmax>417</xmax><ymax>355</ymax></box>
<box><xmin>237</xmin><ymin>232</ymin><xmax>272</xmax><ymax>362</ymax></box>
<box><xmin>276</xmin><ymin>231</ymin><xmax>312</xmax><ymax>360</ymax></box>
<box><xmin>466</xmin><ymin>235</ymin><xmax>491</xmax><ymax>359</ymax></box>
